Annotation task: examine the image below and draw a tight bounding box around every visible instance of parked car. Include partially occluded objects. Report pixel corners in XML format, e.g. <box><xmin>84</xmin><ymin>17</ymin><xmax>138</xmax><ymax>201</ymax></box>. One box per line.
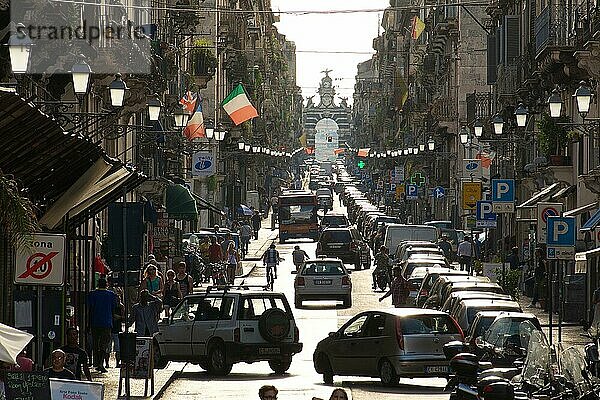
<box><xmin>452</xmin><ymin>299</ymin><xmax>521</xmax><ymax>332</ymax></box>
<box><xmin>439</xmin><ymin>281</ymin><xmax>505</xmax><ymax>309</ymax></box>
<box><xmin>317</xmin><ymin>195</ymin><xmax>334</xmax><ymax>210</ymax></box>
<box><xmin>313</xmin><ymin>308</ymin><xmax>464</xmax><ymax>385</ymax></box>
<box><xmin>384</xmin><ymin>224</ymin><xmax>439</xmax><ymax>255</ymax></box>
<box><xmin>154</xmin><ymin>286</ymin><xmax>303</xmax><ymax>375</ymax></box>
<box><xmin>397</xmin><ymin>248</ymin><xmax>445</xmax><ymax>265</ymax></box>
<box><xmin>400</xmin><ymin>259</ymin><xmax>450</xmax><ymax>281</ymax></box>
<box><xmin>406</xmin><ymin>266</ymin><xmax>449</xmax><ymax>306</ymax></box>
<box><xmin>423</xmin><ymin>275</ymin><xmax>491</xmax><ymax>309</ymax></box>
<box><xmin>415</xmin><ymin>269</ymin><xmax>469</xmax><ymax>308</ymax></box>
<box><xmin>294</xmin><ymin>258</ymin><xmax>352</xmax><ymax>308</ymax></box>
<box><xmin>394</xmin><ymin>242</ymin><xmax>441</xmax><ymax>261</ymax></box>
<box><xmin>442</xmin><ymin>291</ymin><xmax>513</xmax><ymax>315</ymax></box>
<box><xmin>316</xmin><ymin>227</ymin><xmax>370</xmax><ymax>269</ymax></box>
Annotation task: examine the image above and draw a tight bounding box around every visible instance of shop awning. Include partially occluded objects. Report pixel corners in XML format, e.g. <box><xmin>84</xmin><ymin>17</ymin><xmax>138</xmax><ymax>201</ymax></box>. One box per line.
<box><xmin>581</xmin><ymin>209</ymin><xmax>600</xmax><ymax>231</ymax></box>
<box><xmin>564</xmin><ymin>202</ymin><xmax>599</xmax><ymax>217</ymax></box>
<box><xmin>166</xmin><ymin>184</ymin><xmax>198</xmax><ymax>221</ymax></box>
<box><xmin>191</xmin><ymin>192</ymin><xmax>226</xmax><ymax>216</ymax></box>
<box><xmin>517</xmin><ymin>182</ymin><xmax>564</xmax><ymax>208</ymax></box>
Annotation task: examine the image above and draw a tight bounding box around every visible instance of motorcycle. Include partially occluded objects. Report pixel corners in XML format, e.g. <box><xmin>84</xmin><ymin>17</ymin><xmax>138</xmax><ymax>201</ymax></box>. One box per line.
<box><xmin>583</xmin><ymin>316</ymin><xmax>600</xmax><ymax>378</ymax></box>
<box><xmin>374</xmin><ymin>266</ymin><xmax>390</xmax><ymax>291</ymax></box>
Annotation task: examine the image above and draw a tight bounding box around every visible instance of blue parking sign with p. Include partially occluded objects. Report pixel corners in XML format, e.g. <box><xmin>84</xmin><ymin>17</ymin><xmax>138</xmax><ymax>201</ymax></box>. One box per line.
<box><xmin>406</xmin><ymin>184</ymin><xmax>418</xmax><ymax>200</ymax></box>
<box><xmin>492</xmin><ymin>179</ymin><xmax>515</xmax><ymax>202</ymax></box>
<box><xmin>476</xmin><ymin>201</ymin><xmax>496</xmax><ymax>220</ymax></box>
<box><xmin>546</xmin><ymin>216</ymin><xmax>576</xmax><ymax>246</ymax></box>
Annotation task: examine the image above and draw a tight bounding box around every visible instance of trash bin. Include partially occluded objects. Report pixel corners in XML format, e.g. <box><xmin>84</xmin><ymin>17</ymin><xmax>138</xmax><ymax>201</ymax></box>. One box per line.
<box><xmin>119</xmin><ymin>332</ymin><xmax>137</xmax><ymax>363</ymax></box>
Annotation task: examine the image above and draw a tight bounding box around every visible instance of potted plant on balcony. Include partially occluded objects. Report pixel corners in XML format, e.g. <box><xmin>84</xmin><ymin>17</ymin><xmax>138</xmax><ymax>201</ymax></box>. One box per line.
<box><xmin>536</xmin><ymin>113</ymin><xmax>571</xmax><ymax>166</ymax></box>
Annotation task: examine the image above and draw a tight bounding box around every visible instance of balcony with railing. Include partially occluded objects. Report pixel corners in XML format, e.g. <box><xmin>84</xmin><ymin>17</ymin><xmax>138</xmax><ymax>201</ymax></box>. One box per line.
<box><xmin>466</xmin><ymin>92</ymin><xmax>493</xmax><ymax>125</ymax></box>
<box><xmin>431</xmin><ymin>96</ymin><xmax>458</xmax><ymax>126</ymax></box>
<box><xmin>534</xmin><ymin>1</ymin><xmax>577</xmax><ymax>59</ymax></box>
<box><xmin>495</xmin><ymin>56</ymin><xmax>529</xmax><ymax>98</ymax></box>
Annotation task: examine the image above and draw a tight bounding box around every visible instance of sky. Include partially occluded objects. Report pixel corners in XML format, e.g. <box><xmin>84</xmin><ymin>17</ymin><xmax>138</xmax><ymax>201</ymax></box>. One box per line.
<box><xmin>269</xmin><ymin>0</ymin><xmax>389</xmax><ymax>106</ymax></box>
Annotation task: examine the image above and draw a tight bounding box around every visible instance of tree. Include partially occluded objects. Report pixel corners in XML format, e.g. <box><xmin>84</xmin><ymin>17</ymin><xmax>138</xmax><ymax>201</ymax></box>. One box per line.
<box><xmin>0</xmin><ymin>173</ymin><xmax>39</xmax><ymax>249</ymax></box>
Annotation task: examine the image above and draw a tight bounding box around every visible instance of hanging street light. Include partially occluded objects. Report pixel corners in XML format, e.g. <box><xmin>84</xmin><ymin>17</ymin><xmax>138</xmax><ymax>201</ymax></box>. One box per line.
<box><xmin>174</xmin><ymin>105</ymin><xmax>190</xmax><ymax>128</ymax></box>
<box><xmin>427</xmin><ymin>138</ymin><xmax>435</xmax><ymax>151</ymax></box>
<box><xmin>473</xmin><ymin>119</ymin><xmax>484</xmax><ymax>137</ymax></box>
<box><xmin>215</xmin><ymin>129</ymin><xmax>226</xmax><ymax>141</ymax></box>
<box><xmin>459</xmin><ymin>126</ymin><xmax>469</xmax><ymax>144</ymax></box>
<box><xmin>492</xmin><ymin>114</ymin><xmax>504</xmax><ymax>135</ymax></box>
<box><xmin>419</xmin><ymin>143</ymin><xmax>425</xmax><ymax>152</ymax></box>
<box><xmin>238</xmin><ymin>140</ymin><xmax>245</xmax><ymax>150</ymax></box>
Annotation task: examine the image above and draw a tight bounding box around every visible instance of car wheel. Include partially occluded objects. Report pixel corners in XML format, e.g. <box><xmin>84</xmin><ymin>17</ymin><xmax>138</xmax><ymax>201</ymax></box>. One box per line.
<box><xmin>207</xmin><ymin>343</ymin><xmax>232</xmax><ymax>376</ymax></box>
<box><xmin>153</xmin><ymin>341</ymin><xmax>168</xmax><ymax>369</ymax></box>
<box><xmin>343</xmin><ymin>295</ymin><xmax>352</xmax><ymax>308</ymax></box>
<box><xmin>269</xmin><ymin>357</ymin><xmax>292</xmax><ymax>374</ymax></box>
<box><xmin>379</xmin><ymin>359</ymin><xmax>399</xmax><ymax>386</ymax></box>
<box><xmin>319</xmin><ymin>355</ymin><xmax>334</xmax><ymax>384</ymax></box>
<box><xmin>295</xmin><ymin>295</ymin><xmax>302</xmax><ymax>308</ymax></box>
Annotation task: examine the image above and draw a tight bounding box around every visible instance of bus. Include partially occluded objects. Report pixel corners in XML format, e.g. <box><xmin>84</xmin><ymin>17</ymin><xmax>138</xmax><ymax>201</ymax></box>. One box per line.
<box><xmin>278</xmin><ymin>191</ymin><xmax>318</xmax><ymax>243</ymax></box>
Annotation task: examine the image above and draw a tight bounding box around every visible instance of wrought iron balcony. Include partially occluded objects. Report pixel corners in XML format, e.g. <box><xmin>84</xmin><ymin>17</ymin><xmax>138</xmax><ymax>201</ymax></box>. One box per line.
<box><xmin>534</xmin><ymin>3</ymin><xmax>576</xmax><ymax>58</ymax></box>
<box><xmin>496</xmin><ymin>56</ymin><xmax>528</xmax><ymax>98</ymax></box>
<box><xmin>466</xmin><ymin>92</ymin><xmax>493</xmax><ymax>125</ymax></box>
<box><xmin>431</xmin><ymin>96</ymin><xmax>458</xmax><ymax>124</ymax></box>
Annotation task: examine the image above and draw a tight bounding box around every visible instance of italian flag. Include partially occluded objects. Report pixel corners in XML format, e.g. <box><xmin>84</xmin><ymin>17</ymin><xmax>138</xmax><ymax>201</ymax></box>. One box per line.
<box><xmin>222</xmin><ymin>84</ymin><xmax>259</xmax><ymax>125</ymax></box>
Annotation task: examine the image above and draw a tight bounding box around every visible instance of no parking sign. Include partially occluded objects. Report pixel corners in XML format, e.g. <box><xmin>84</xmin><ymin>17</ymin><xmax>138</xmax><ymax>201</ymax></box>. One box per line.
<box><xmin>537</xmin><ymin>202</ymin><xmax>563</xmax><ymax>244</ymax></box>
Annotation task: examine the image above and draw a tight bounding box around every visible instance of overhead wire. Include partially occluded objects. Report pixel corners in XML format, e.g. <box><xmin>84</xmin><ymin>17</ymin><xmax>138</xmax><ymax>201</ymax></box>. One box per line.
<box><xmin>48</xmin><ymin>0</ymin><xmax>489</xmax><ymax>13</ymax></box>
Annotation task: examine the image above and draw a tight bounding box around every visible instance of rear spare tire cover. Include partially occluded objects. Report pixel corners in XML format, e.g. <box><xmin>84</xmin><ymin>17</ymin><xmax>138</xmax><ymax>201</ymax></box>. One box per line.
<box><xmin>258</xmin><ymin>308</ymin><xmax>291</xmax><ymax>343</ymax></box>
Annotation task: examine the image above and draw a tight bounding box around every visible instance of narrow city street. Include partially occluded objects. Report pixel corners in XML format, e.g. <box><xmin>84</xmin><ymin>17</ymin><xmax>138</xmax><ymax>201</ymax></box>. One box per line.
<box><xmin>161</xmin><ymin>201</ymin><xmax>449</xmax><ymax>400</ymax></box>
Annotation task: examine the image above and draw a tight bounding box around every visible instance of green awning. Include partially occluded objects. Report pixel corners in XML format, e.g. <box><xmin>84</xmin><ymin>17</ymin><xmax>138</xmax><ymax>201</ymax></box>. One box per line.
<box><xmin>166</xmin><ymin>184</ymin><xmax>198</xmax><ymax>221</ymax></box>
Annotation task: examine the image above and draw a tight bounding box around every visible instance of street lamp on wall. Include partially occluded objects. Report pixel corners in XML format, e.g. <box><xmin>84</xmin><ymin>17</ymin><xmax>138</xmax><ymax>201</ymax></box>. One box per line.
<box><xmin>109</xmin><ymin>74</ymin><xmax>128</xmax><ymax>107</ymax></box>
<box><xmin>9</xmin><ymin>24</ymin><xmax>32</xmax><ymax>74</ymax></box>
<box><xmin>204</xmin><ymin>120</ymin><xmax>215</xmax><ymax>138</ymax></box>
<box><xmin>244</xmin><ymin>144</ymin><xmax>251</xmax><ymax>152</ymax></box>
<box><xmin>71</xmin><ymin>61</ymin><xmax>92</xmax><ymax>95</ymax></box>
<box><xmin>173</xmin><ymin>106</ymin><xmax>190</xmax><ymax>128</ymax></box>
<box><xmin>419</xmin><ymin>143</ymin><xmax>425</xmax><ymax>152</ymax></box>
<box><xmin>427</xmin><ymin>138</ymin><xmax>435</xmax><ymax>151</ymax></box>
<box><xmin>237</xmin><ymin>141</ymin><xmax>245</xmax><ymax>150</ymax></box>
<box><xmin>574</xmin><ymin>81</ymin><xmax>593</xmax><ymax>117</ymax></box>
<box><xmin>492</xmin><ymin>114</ymin><xmax>504</xmax><ymax>135</ymax></box>
<box><xmin>214</xmin><ymin>129</ymin><xmax>226</xmax><ymax>141</ymax></box>
<box><xmin>548</xmin><ymin>88</ymin><xmax>563</xmax><ymax>118</ymax></box>
<box><xmin>459</xmin><ymin>126</ymin><xmax>469</xmax><ymax>144</ymax></box>
<box><xmin>147</xmin><ymin>94</ymin><xmax>162</xmax><ymax>121</ymax></box>
<box><xmin>514</xmin><ymin>103</ymin><xmax>528</xmax><ymax>128</ymax></box>
<box><xmin>473</xmin><ymin>120</ymin><xmax>483</xmax><ymax>137</ymax></box>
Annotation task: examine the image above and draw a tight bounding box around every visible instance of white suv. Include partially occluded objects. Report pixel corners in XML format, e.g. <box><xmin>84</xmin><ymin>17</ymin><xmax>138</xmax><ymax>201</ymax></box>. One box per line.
<box><xmin>153</xmin><ymin>286</ymin><xmax>303</xmax><ymax>375</ymax></box>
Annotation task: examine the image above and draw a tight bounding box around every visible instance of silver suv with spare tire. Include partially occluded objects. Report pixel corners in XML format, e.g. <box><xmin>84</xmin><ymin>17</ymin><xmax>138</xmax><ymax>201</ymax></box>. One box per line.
<box><xmin>153</xmin><ymin>286</ymin><xmax>303</xmax><ymax>375</ymax></box>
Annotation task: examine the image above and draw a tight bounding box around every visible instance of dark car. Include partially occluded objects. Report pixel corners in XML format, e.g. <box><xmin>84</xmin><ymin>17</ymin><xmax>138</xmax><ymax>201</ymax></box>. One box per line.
<box><xmin>316</xmin><ymin>227</ymin><xmax>367</xmax><ymax>270</ymax></box>
<box><xmin>320</xmin><ymin>214</ymin><xmax>350</xmax><ymax>232</ymax></box>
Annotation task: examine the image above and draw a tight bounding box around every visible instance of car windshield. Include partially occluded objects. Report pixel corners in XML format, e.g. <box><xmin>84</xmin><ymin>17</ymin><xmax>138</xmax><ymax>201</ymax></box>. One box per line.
<box><xmin>279</xmin><ymin>204</ymin><xmax>317</xmax><ymax>224</ymax></box>
<box><xmin>400</xmin><ymin>315</ymin><xmax>460</xmax><ymax>335</ymax></box>
<box><xmin>323</xmin><ymin>216</ymin><xmax>347</xmax><ymax>226</ymax></box>
<box><xmin>521</xmin><ymin>323</ymin><xmax>551</xmax><ymax>388</ymax></box>
<box><xmin>321</xmin><ymin>230</ymin><xmax>351</xmax><ymax>242</ymax></box>
<box><xmin>302</xmin><ymin>262</ymin><xmax>345</xmax><ymax>275</ymax></box>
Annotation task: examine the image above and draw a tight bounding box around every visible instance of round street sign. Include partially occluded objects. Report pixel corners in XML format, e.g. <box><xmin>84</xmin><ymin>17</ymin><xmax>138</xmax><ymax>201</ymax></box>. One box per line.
<box><xmin>541</xmin><ymin>207</ymin><xmax>559</xmax><ymax>223</ymax></box>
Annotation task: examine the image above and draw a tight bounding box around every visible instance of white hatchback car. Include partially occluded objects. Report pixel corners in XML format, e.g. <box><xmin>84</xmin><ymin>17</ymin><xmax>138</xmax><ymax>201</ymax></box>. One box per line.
<box><xmin>294</xmin><ymin>258</ymin><xmax>352</xmax><ymax>308</ymax></box>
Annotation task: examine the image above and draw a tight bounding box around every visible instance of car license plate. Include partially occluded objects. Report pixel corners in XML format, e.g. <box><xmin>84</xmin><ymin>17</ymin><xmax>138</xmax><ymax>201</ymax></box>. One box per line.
<box><xmin>258</xmin><ymin>347</ymin><xmax>281</xmax><ymax>355</ymax></box>
<box><xmin>426</xmin><ymin>365</ymin><xmax>448</xmax><ymax>373</ymax></box>
<box><xmin>314</xmin><ymin>279</ymin><xmax>332</xmax><ymax>285</ymax></box>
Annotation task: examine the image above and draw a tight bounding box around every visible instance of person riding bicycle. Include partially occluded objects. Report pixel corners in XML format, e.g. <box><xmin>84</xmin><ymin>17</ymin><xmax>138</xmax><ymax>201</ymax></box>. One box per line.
<box><xmin>292</xmin><ymin>245</ymin><xmax>310</xmax><ymax>272</ymax></box>
<box><xmin>262</xmin><ymin>243</ymin><xmax>282</xmax><ymax>282</ymax></box>
<box><xmin>372</xmin><ymin>245</ymin><xmax>391</xmax><ymax>290</ymax></box>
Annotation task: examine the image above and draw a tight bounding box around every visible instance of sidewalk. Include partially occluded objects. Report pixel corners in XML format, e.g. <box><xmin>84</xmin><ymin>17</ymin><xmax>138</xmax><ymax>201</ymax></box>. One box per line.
<box><xmin>517</xmin><ymin>294</ymin><xmax>587</xmax><ymax>348</ymax></box>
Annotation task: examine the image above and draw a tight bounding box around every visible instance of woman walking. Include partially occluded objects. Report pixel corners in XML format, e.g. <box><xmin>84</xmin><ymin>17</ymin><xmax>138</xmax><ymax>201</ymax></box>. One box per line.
<box><xmin>225</xmin><ymin>242</ymin><xmax>239</xmax><ymax>285</ymax></box>
<box><xmin>162</xmin><ymin>269</ymin><xmax>182</xmax><ymax>317</ymax></box>
<box><xmin>139</xmin><ymin>264</ymin><xmax>164</xmax><ymax>299</ymax></box>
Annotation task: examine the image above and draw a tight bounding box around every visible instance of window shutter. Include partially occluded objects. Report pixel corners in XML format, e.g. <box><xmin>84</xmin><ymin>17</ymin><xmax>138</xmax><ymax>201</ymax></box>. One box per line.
<box><xmin>487</xmin><ymin>34</ymin><xmax>497</xmax><ymax>84</ymax></box>
<box><xmin>504</xmin><ymin>15</ymin><xmax>520</xmax><ymax>64</ymax></box>
<box><xmin>496</xmin><ymin>26</ymin><xmax>504</xmax><ymax>66</ymax></box>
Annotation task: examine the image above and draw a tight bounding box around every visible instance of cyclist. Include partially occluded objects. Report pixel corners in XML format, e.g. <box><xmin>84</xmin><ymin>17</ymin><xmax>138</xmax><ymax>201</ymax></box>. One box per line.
<box><xmin>262</xmin><ymin>243</ymin><xmax>282</xmax><ymax>285</ymax></box>
<box><xmin>292</xmin><ymin>245</ymin><xmax>310</xmax><ymax>272</ymax></box>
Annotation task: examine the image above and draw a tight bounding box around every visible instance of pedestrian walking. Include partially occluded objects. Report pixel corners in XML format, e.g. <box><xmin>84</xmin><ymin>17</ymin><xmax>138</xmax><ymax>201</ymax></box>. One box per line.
<box><xmin>61</xmin><ymin>326</ymin><xmax>92</xmax><ymax>381</ymax></box>
<box><xmin>225</xmin><ymin>242</ymin><xmax>240</xmax><ymax>284</ymax></box>
<box><xmin>251</xmin><ymin>211</ymin><xmax>262</xmax><ymax>240</ymax></box>
<box><xmin>163</xmin><ymin>269</ymin><xmax>183</xmax><ymax>318</ymax></box>
<box><xmin>240</xmin><ymin>219</ymin><xmax>253</xmax><ymax>257</ymax></box>
<box><xmin>87</xmin><ymin>277</ymin><xmax>117</xmax><ymax>373</ymax></box>
<box><xmin>139</xmin><ymin>264</ymin><xmax>164</xmax><ymax>299</ymax></box>
<box><xmin>292</xmin><ymin>245</ymin><xmax>310</xmax><ymax>272</ymax></box>
<box><xmin>379</xmin><ymin>267</ymin><xmax>409</xmax><ymax>307</ymax></box>
<box><xmin>208</xmin><ymin>236</ymin><xmax>223</xmax><ymax>263</ymax></box>
<box><xmin>175</xmin><ymin>261</ymin><xmax>194</xmax><ymax>297</ymax></box>
<box><xmin>457</xmin><ymin>235</ymin><xmax>474</xmax><ymax>273</ymax></box>
<box><xmin>507</xmin><ymin>246</ymin><xmax>520</xmax><ymax>270</ymax></box>
<box><xmin>45</xmin><ymin>350</ymin><xmax>76</xmax><ymax>380</ymax></box>
<box><xmin>105</xmin><ymin>290</ymin><xmax>124</xmax><ymax>368</ymax></box>
<box><xmin>528</xmin><ymin>248</ymin><xmax>547</xmax><ymax>309</ymax></box>
<box><xmin>220</xmin><ymin>232</ymin><xmax>235</xmax><ymax>254</ymax></box>
<box><xmin>438</xmin><ymin>234</ymin><xmax>452</xmax><ymax>260</ymax></box>
<box><xmin>128</xmin><ymin>290</ymin><xmax>163</xmax><ymax>336</ymax></box>
<box><xmin>258</xmin><ymin>385</ymin><xmax>278</xmax><ymax>400</ymax></box>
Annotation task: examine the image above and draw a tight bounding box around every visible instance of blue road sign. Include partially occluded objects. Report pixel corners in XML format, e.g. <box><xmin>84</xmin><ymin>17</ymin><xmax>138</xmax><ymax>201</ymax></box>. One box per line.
<box><xmin>476</xmin><ymin>200</ymin><xmax>497</xmax><ymax>228</ymax></box>
<box><xmin>406</xmin><ymin>184</ymin><xmax>418</xmax><ymax>200</ymax></box>
<box><xmin>491</xmin><ymin>179</ymin><xmax>515</xmax><ymax>202</ymax></box>
<box><xmin>547</xmin><ymin>216</ymin><xmax>576</xmax><ymax>246</ymax></box>
<box><xmin>432</xmin><ymin>186</ymin><xmax>445</xmax><ymax>198</ymax></box>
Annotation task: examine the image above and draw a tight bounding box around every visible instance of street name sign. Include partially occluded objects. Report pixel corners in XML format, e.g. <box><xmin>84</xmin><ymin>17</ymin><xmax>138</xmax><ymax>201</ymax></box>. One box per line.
<box><xmin>491</xmin><ymin>179</ymin><xmax>515</xmax><ymax>213</ymax></box>
<box><xmin>546</xmin><ymin>216</ymin><xmax>576</xmax><ymax>260</ymax></box>
<box><xmin>476</xmin><ymin>200</ymin><xmax>497</xmax><ymax>228</ymax></box>
<box><xmin>536</xmin><ymin>202</ymin><xmax>563</xmax><ymax>244</ymax></box>
<box><xmin>15</xmin><ymin>233</ymin><xmax>66</xmax><ymax>286</ymax></box>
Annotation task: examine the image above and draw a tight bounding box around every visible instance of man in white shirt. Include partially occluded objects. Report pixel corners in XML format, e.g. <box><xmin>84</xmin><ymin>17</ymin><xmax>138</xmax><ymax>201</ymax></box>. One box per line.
<box><xmin>457</xmin><ymin>236</ymin><xmax>473</xmax><ymax>274</ymax></box>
